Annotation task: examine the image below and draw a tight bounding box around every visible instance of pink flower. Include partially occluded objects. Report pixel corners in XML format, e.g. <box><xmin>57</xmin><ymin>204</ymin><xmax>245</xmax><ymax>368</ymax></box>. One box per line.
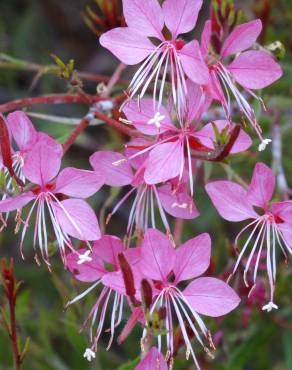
<box><xmin>206</xmin><ymin>162</ymin><xmax>292</xmax><ymax>311</ymax></box>
<box><xmin>121</xmin><ymin>84</ymin><xmax>251</xmax><ymax>195</ymax></box>
<box><xmin>138</xmin><ymin>229</ymin><xmax>240</xmax><ymax>368</ymax></box>
<box><xmin>201</xmin><ymin>19</ymin><xmax>282</xmax><ymax>148</ymax></box>
<box><xmin>90</xmin><ymin>149</ymin><xmax>198</xmax><ymax>238</ymax></box>
<box><xmin>135</xmin><ymin>347</ymin><xmax>167</xmax><ymax>370</ymax></box>
<box><xmin>0</xmin><ymin>135</ymin><xmax>103</xmax><ymax>264</ymax></box>
<box><xmin>67</xmin><ymin>235</ymin><xmax>141</xmax><ymax>353</ymax></box>
<box><xmin>100</xmin><ymin>0</ymin><xmax>209</xmax><ymax>114</ymax></box>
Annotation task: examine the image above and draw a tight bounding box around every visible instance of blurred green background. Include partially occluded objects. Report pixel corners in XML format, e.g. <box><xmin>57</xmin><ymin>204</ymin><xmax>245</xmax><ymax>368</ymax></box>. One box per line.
<box><xmin>0</xmin><ymin>0</ymin><xmax>292</xmax><ymax>369</ymax></box>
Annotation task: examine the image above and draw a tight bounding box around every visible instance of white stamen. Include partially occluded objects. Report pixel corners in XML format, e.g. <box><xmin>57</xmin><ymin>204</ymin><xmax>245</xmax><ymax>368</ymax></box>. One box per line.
<box><xmin>78</xmin><ymin>250</ymin><xmax>92</xmax><ymax>265</ymax></box>
<box><xmin>147</xmin><ymin>112</ymin><xmax>165</xmax><ymax>128</ymax></box>
<box><xmin>258</xmin><ymin>139</ymin><xmax>272</xmax><ymax>152</ymax></box>
<box><xmin>83</xmin><ymin>348</ymin><xmax>96</xmax><ymax>362</ymax></box>
<box><xmin>262</xmin><ymin>301</ymin><xmax>279</xmax><ymax>312</ymax></box>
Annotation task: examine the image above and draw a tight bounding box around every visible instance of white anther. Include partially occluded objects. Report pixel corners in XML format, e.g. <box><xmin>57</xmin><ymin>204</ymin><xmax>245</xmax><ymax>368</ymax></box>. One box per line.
<box><xmin>258</xmin><ymin>138</ymin><xmax>272</xmax><ymax>152</ymax></box>
<box><xmin>262</xmin><ymin>301</ymin><xmax>279</xmax><ymax>312</ymax></box>
<box><xmin>83</xmin><ymin>348</ymin><xmax>96</xmax><ymax>362</ymax></box>
<box><xmin>147</xmin><ymin>112</ymin><xmax>165</xmax><ymax>128</ymax></box>
<box><xmin>77</xmin><ymin>250</ymin><xmax>92</xmax><ymax>265</ymax></box>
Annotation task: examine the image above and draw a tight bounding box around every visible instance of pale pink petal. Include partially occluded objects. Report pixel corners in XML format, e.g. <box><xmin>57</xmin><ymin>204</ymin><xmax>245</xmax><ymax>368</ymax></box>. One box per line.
<box><xmin>228</xmin><ymin>50</ymin><xmax>283</xmax><ymax>89</ymax></box>
<box><xmin>247</xmin><ymin>163</ymin><xmax>275</xmax><ymax>209</ymax></box>
<box><xmin>135</xmin><ymin>347</ymin><xmax>167</xmax><ymax>370</ymax></box>
<box><xmin>221</xmin><ymin>19</ymin><xmax>262</xmax><ymax>58</ymax></box>
<box><xmin>144</xmin><ymin>140</ymin><xmax>183</xmax><ymax>184</ymax></box>
<box><xmin>271</xmin><ymin>201</ymin><xmax>292</xmax><ymax>223</ymax></box>
<box><xmin>0</xmin><ymin>192</ymin><xmax>34</xmax><ymax>212</ymax></box>
<box><xmin>67</xmin><ymin>249</ymin><xmax>106</xmax><ymax>282</ymax></box>
<box><xmin>91</xmin><ymin>235</ymin><xmax>124</xmax><ymax>267</ymax></box>
<box><xmin>90</xmin><ymin>151</ymin><xmax>133</xmax><ymax>187</ymax></box>
<box><xmin>205</xmin><ymin>181</ymin><xmax>258</xmax><ymax>221</ymax></box>
<box><xmin>162</xmin><ymin>0</ymin><xmax>202</xmax><ymax>38</ymax></box>
<box><xmin>100</xmin><ymin>27</ymin><xmax>155</xmax><ymax>65</ymax></box>
<box><xmin>102</xmin><ymin>271</ymin><xmax>127</xmax><ymax>295</ymax></box>
<box><xmin>184</xmin><ymin>277</ymin><xmax>240</xmax><ymax>317</ymax></box>
<box><xmin>123</xmin><ymin>0</ymin><xmax>164</xmax><ymax>38</ymax></box>
<box><xmin>7</xmin><ymin>111</ymin><xmax>37</xmax><ymax>151</ymax></box>
<box><xmin>122</xmin><ymin>99</ymin><xmax>175</xmax><ymax>135</ymax></box>
<box><xmin>55</xmin><ymin>167</ymin><xmax>104</xmax><ymax>198</ymax></box>
<box><xmin>23</xmin><ymin>135</ymin><xmax>63</xmax><ymax>185</ymax></box>
<box><xmin>196</xmin><ymin>120</ymin><xmax>252</xmax><ymax>154</ymax></box>
<box><xmin>201</xmin><ymin>20</ymin><xmax>211</xmax><ymax>57</ymax></box>
<box><xmin>157</xmin><ymin>183</ymin><xmax>199</xmax><ymax>219</ymax></box>
<box><xmin>185</xmin><ymin>80</ymin><xmax>211</xmax><ymax>122</ymax></box>
<box><xmin>277</xmin><ymin>224</ymin><xmax>292</xmax><ymax>248</ymax></box>
<box><xmin>125</xmin><ymin>138</ymin><xmax>152</xmax><ymax>170</ymax></box>
<box><xmin>53</xmin><ymin>199</ymin><xmax>100</xmax><ymax>241</ymax></box>
<box><xmin>179</xmin><ymin>40</ymin><xmax>210</xmax><ymax>85</ymax></box>
<box><xmin>173</xmin><ymin>233</ymin><xmax>211</xmax><ymax>282</ymax></box>
<box><xmin>140</xmin><ymin>229</ymin><xmax>175</xmax><ymax>281</ymax></box>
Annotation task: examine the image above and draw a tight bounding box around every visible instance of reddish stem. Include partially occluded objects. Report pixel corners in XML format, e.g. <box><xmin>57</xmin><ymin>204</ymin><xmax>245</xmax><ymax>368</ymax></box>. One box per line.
<box><xmin>93</xmin><ymin>111</ymin><xmax>140</xmax><ymax>137</ymax></box>
<box><xmin>63</xmin><ymin>117</ymin><xmax>91</xmax><ymax>153</ymax></box>
<box><xmin>0</xmin><ymin>94</ymin><xmax>108</xmax><ymax>113</ymax></box>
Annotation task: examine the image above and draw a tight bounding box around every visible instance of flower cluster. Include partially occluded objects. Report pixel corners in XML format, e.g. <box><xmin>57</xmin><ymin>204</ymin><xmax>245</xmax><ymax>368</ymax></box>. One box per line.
<box><xmin>0</xmin><ymin>0</ymin><xmax>287</xmax><ymax>369</ymax></box>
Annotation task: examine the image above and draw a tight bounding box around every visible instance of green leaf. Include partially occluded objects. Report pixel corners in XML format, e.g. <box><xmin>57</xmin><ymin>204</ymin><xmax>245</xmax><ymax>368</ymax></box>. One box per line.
<box><xmin>117</xmin><ymin>358</ymin><xmax>140</xmax><ymax>370</ymax></box>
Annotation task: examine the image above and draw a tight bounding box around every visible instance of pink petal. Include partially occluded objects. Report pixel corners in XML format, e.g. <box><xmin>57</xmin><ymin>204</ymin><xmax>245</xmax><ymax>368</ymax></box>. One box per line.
<box><xmin>53</xmin><ymin>199</ymin><xmax>100</xmax><ymax>241</ymax></box>
<box><xmin>125</xmin><ymin>138</ymin><xmax>153</xmax><ymax>170</ymax></box>
<box><xmin>196</xmin><ymin>120</ymin><xmax>252</xmax><ymax>154</ymax></box>
<box><xmin>67</xmin><ymin>249</ymin><xmax>106</xmax><ymax>282</ymax></box>
<box><xmin>55</xmin><ymin>167</ymin><xmax>104</xmax><ymax>198</ymax></box>
<box><xmin>201</xmin><ymin>20</ymin><xmax>211</xmax><ymax>57</ymax></box>
<box><xmin>0</xmin><ymin>192</ymin><xmax>34</xmax><ymax>212</ymax></box>
<box><xmin>100</xmin><ymin>27</ymin><xmax>155</xmax><ymax>65</ymax></box>
<box><xmin>221</xmin><ymin>19</ymin><xmax>262</xmax><ymax>59</ymax></box>
<box><xmin>185</xmin><ymin>80</ymin><xmax>211</xmax><ymax>122</ymax></box>
<box><xmin>228</xmin><ymin>50</ymin><xmax>283</xmax><ymax>89</ymax></box>
<box><xmin>144</xmin><ymin>140</ymin><xmax>183</xmax><ymax>184</ymax></box>
<box><xmin>205</xmin><ymin>181</ymin><xmax>258</xmax><ymax>221</ymax></box>
<box><xmin>140</xmin><ymin>229</ymin><xmax>175</xmax><ymax>281</ymax></box>
<box><xmin>91</xmin><ymin>235</ymin><xmax>124</xmax><ymax>267</ymax></box>
<box><xmin>247</xmin><ymin>163</ymin><xmax>275</xmax><ymax>209</ymax></box>
<box><xmin>173</xmin><ymin>233</ymin><xmax>211</xmax><ymax>282</ymax></box>
<box><xmin>277</xmin><ymin>224</ymin><xmax>292</xmax><ymax>248</ymax></box>
<box><xmin>23</xmin><ymin>135</ymin><xmax>63</xmax><ymax>185</ymax></box>
<box><xmin>162</xmin><ymin>0</ymin><xmax>202</xmax><ymax>38</ymax></box>
<box><xmin>184</xmin><ymin>277</ymin><xmax>240</xmax><ymax>317</ymax></box>
<box><xmin>7</xmin><ymin>111</ymin><xmax>37</xmax><ymax>151</ymax></box>
<box><xmin>90</xmin><ymin>151</ymin><xmax>133</xmax><ymax>187</ymax></box>
<box><xmin>157</xmin><ymin>183</ymin><xmax>199</xmax><ymax>219</ymax></box>
<box><xmin>122</xmin><ymin>99</ymin><xmax>175</xmax><ymax>135</ymax></box>
<box><xmin>179</xmin><ymin>40</ymin><xmax>210</xmax><ymax>85</ymax></box>
<box><xmin>271</xmin><ymin>201</ymin><xmax>292</xmax><ymax>223</ymax></box>
<box><xmin>135</xmin><ymin>347</ymin><xmax>167</xmax><ymax>370</ymax></box>
<box><xmin>122</xmin><ymin>0</ymin><xmax>164</xmax><ymax>38</ymax></box>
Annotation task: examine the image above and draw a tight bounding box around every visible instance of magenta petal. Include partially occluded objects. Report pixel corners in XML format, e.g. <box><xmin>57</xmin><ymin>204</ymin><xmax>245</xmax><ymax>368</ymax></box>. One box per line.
<box><xmin>162</xmin><ymin>0</ymin><xmax>202</xmax><ymax>38</ymax></box>
<box><xmin>228</xmin><ymin>50</ymin><xmax>283</xmax><ymax>89</ymax></box>
<box><xmin>91</xmin><ymin>235</ymin><xmax>124</xmax><ymax>267</ymax></box>
<box><xmin>206</xmin><ymin>181</ymin><xmax>258</xmax><ymax>221</ymax></box>
<box><xmin>157</xmin><ymin>183</ymin><xmax>199</xmax><ymax>219</ymax></box>
<box><xmin>122</xmin><ymin>99</ymin><xmax>175</xmax><ymax>135</ymax></box>
<box><xmin>53</xmin><ymin>199</ymin><xmax>100</xmax><ymax>241</ymax></box>
<box><xmin>173</xmin><ymin>233</ymin><xmax>211</xmax><ymax>282</ymax></box>
<box><xmin>135</xmin><ymin>347</ymin><xmax>167</xmax><ymax>370</ymax></box>
<box><xmin>100</xmin><ymin>27</ymin><xmax>155</xmax><ymax>65</ymax></box>
<box><xmin>277</xmin><ymin>223</ymin><xmax>292</xmax><ymax>248</ymax></box>
<box><xmin>55</xmin><ymin>167</ymin><xmax>104</xmax><ymax>198</ymax></box>
<box><xmin>201</xmin><ymin>20</ymin><xmax>211</xmax><ymax>57</ymax></box>
<box><xmin>184</xmin><ymin>277</ymin><xmax>240</xmax><ymax>317</ymax></box>
<box><xmin>144</xmin><ymin>140</ymin><xmax>183</xmax><ymax>184</ymax></box>
<box><xmin>271</xmin><ymin>201</ymin><xmax>292</xmax><ymax>223</ymax></box>
<box><xmin>67</xmin><ymin>249</ymin><xmax>106</xmax><ymax>282</ymax></box>
<box><xmin>90</xmin><ymin>151</ymin><xmax>133</xmax><ymax>187</ymax></box>
<box><xmin>140</xmin><ymin>229</ymin><xmax>175</xmax><ymax>281</ymax></box>
<box><xmin>185</xmin><ymin>80</ymin><xmax>211</xmax><ymax>122</ymax></box>
<box><xmin>247</xmin><ymin>163</ymin><xmax>275</xmax><ymax>209</ymax></box>
<box><xmin>7</xmin><ymin>111</ymin><xmax>37</xmax><ymax>151</ymax></box>
<box><xmin>122</xmin><ymin>0</ymin><xmax>164</xmax><ymax>38</ymax></box>
<box><xmin>102</xmin><ymin>271</ymin><xmax>127</xmax><ymax>295</ymax></box>
<box><xmin>179</xmin><ymin>40</ymin><xmax>209</xmax><ymax>85</ymax></box>
<box><xmin>23</xmin><ymin>135</ymin><xmax>63</xmax><ymax>186</ymax></box>
<box><xmin>0</xmin><ymin>192</ymin><xmax>34</xmax><ymax>212</ymax></box>
<box><xmin>196</xmin><ymin>120</ymin><xmax>252</xmax><ymax>154</ymax></box>
<box><xmin>221</xmin><ymin>19</ymin><xmax>262</xmax><ymax>58</ymax></box>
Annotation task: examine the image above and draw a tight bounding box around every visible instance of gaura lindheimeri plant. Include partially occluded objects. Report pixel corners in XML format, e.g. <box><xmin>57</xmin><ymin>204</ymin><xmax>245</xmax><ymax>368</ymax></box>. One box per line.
<box><xmin>201</xmin><ymin>19</ymin><xmax>282</xmax><ymax>149</ymax></box>
<box><xmin>90</xmin><ymin>149</ymin><xmax>198</xmax><ymax>238</ymax></box>
<box><xmin>66</xmin><ymin>235</ymin><xmax>141</xmax><ymax>356</ymax></box>
<box><xmin>100</xmin><ymin>0</ymin><xmax>209</xmax><ymax>115</ymax></box>
<box><xmin>0</xmin><ymin>135</ymin><xmax>103</xmax><ymax>265</ymax></box>
<box><xmin>206</xmin><ymin>163</ymin><xmax>292</xmax><ymax>312</ymax></box>
<box><xmin>120</xmin><ymin>82</ymin><xmax>251</xmax><ymax>196</ymax></box>
<box><xmin>135</xmin><ymin>347</ymin><xmax>167</xmax><ymax>370</ymax></box>
<box><xmin>138</xmin><ymin>229</ymin><xmax>240</xmax><ymax>369</ymax></box>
